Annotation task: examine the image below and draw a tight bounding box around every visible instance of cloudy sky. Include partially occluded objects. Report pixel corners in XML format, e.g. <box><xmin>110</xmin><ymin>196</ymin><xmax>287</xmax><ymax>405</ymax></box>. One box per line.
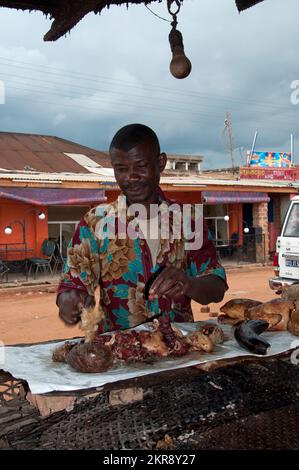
<box><xmin>0</xmin><ymin>0</ymin><xmax>299</xmax><ymax>169</ymax></box>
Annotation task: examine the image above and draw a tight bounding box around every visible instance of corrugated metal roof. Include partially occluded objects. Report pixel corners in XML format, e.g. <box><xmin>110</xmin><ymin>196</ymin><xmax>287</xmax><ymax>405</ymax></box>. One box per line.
<box><xmin>0</xmin><ymin>170</ymin><xmax>298</xmax><ymax>191</ymax></box>
<box><xmin>0</xmin><ymin>171</ymin><xmax>114</xmax><ymax>183</ymax></box>
<box><xmin>0</xmin><ymin>132</ymin><xmax>112</xmax><ymax>173</ymax></box>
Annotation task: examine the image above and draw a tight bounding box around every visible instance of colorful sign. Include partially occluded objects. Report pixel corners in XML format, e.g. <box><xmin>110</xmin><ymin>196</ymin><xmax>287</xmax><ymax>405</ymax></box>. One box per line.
<box><xmin>249</xmin><ymin>151</ymin><xmax>292</xmax><ymax>168</ymax></box>
<box><xmin>240</xmin><ymin>167</ymin><xmax>299</xmax><ymax>181</ymax></box>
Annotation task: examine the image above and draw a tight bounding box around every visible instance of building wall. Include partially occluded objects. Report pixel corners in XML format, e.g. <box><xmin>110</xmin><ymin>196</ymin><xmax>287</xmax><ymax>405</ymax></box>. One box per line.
<box><xmin>104</xmin><ymin>189</ymin><xmax>202</xmax><ymax>205</ymax></box>
<box><xmin>105</xmin><ymin>190</ymin><xmax>120</xmax><ymax>203</ymax></box>
<box><xmin>164</xmin><ymin>191</ymin><xmax>202</xmax><ymax>204</ymax></box>
<box><xmin>0</xmin><ymin>199</ymin><xmax>48</xmax><ymax>259</ymax></box>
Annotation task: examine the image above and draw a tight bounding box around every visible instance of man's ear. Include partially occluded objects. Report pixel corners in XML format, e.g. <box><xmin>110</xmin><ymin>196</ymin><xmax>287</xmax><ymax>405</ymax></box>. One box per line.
<box><xmin>159</xmin><ymin>152</ymin><xmax>167</xmax><ymax>173</ymax></box>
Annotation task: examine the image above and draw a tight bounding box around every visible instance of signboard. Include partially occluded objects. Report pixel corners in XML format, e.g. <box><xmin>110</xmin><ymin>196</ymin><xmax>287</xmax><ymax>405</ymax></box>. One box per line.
<box><xmin>249</xmin><ymin>151</ymin><xmax>292</xmax><ymax>168</ymax></box>
<box><xmin>240</xmin><ymin>167</ymin><xmax>299</xmax><ymax>181</ymax></box>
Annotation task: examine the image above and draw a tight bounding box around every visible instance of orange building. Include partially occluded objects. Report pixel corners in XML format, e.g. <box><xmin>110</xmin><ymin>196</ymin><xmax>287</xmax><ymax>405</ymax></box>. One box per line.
<box><xmin>0</xmin><ymin>132</ymin><xmax>298</xmax><ymax>273</ymax></box>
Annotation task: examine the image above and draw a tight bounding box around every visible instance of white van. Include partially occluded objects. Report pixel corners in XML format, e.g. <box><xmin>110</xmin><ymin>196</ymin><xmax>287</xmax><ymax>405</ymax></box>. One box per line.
<box><xmin>269</xmin><ymin>195</ymin><xmax>299</xmax><ymax>290</ymax></box>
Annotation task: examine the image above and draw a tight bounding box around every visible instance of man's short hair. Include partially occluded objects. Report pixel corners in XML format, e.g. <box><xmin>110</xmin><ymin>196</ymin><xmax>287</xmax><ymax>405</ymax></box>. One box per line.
<box><xmin>109</xmin><ymin>124</ymin><xmax>160</xmax><ymax>154</ymax></box>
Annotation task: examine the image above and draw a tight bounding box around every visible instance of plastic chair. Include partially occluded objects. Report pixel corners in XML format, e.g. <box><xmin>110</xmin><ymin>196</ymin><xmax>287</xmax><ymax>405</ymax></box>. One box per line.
<box><xmin>52</xmin><ymin>242</ymin><xmax>67</xmax><ymax>274</ymax></box>
<box><xmin>227</xmin><ymin>232</ymin><xmax>240</xmax><ymax>256</ymax></box>
<box><xmin>0</xmin><ymin>259</ymin><xmax>9</xmax><ymax>282</ymax></box>
<box><xmin>28</xmin><ymin>240</ymin><xmax>56</xmax><ymax>278</ymax></box>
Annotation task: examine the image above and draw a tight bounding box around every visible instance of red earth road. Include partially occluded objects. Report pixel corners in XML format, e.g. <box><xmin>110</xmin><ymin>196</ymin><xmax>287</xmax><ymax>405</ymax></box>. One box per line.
<box><xmin>0</xmin><ymin>266</ymin><xmax>276</xmax><ymax>345</ymax></box>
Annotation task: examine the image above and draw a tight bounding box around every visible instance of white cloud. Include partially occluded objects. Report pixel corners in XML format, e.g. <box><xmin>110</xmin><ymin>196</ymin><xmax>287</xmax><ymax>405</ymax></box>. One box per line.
<box><xmin>53</xmin><ymin>113</ymin><xmax>67</xmax><ymax>126</ymax></box>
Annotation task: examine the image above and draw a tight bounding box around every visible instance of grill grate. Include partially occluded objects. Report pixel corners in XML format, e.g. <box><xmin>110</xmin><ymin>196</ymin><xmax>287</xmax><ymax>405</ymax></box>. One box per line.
<box><xmin>2</xmin><ymin>358</ymin><xmax>299</xmax><ymax>450</ymax></box>
<box><xmin>180</xmin><ymin>402</ymin><xmax>299</xmax><ymax>450</ymax></box>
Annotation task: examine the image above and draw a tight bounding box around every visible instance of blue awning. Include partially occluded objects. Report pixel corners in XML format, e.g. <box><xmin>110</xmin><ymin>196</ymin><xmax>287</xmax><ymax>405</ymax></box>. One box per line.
<box><xmin>202</xmin><ymin>191</ymin><xmax>270</xmax><ymax>205</ymax></box>
<box><xmin>0</xmin><ymin>187</ymin><xmax>106</xmax><ymax>205</ymax></box>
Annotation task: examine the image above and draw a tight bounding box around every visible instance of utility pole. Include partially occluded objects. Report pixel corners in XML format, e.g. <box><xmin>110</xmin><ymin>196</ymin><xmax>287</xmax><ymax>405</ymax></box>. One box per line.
<box><xmin>223</xmin><ymin>112</ymin><xmax>235</xmax><ymax>169</ymax></box>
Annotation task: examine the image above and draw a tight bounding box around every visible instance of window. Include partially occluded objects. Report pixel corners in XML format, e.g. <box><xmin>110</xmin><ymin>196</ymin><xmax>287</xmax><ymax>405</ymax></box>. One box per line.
<box><xmin>48</xmin><ymin>222</ymin><xmax>78</xmax><ymax>257</ymax></box>
<box><xmin>205</xmin><ymin>217</ymin><xmax>229</xmax><ymax>245</ymax></box>
<box><xmin>189</xmin><ymin>162</ymin><xmax>199</xmax><ymax>172</ymax></box>
<box><xmin>283</xmin><ymin>203</ymin><xmax>299</xmax><ymax>237</ymax></box>
<box><xmin>47</xmin><ymin>205</ymin><xmax>88</xmax><ymax>256</ymax></box>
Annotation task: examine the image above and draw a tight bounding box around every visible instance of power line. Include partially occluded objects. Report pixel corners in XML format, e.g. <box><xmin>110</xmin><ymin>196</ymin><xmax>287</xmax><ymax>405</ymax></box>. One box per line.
<box><xmin>0</xmin><ymin>56</ymin><xmax>295</xmax><ymax>112</ymax></box>
<box><xmin>5</xmin><ymin>94</ymin><xmax>210</xmax><ymax>126</ymax></box>
<box><xmin>3</xmin><ymin>92</ymin><xmax>298</xmax><ymax>153</ymax></box>
<box><xmin>4</xmin><ymin>82</ymin><xmax>227</xmax><ymax>120</ymax></box>
<box><xmin>4</xmin><ymin>78</ymin><xmax>299</xmax><ymax>129</ymax></box>
<box><xmin>1</xmin><ymin>67</ymin><xmax>298</xmax><ymax>126</ymax></box>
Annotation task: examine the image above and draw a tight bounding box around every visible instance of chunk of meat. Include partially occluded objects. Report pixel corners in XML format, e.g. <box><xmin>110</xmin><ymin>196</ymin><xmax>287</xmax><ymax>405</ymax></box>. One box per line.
<box><xmin>247</xmin><ymin>299</ymin><xmax>293</xmax><ymax>331</ymax></box>
<box><xmin>138</xmin><ymin>331</ymin><xmax>169</xmax><ymax>357</ymax></box>
<box><xmin>217</xmin><ymin>315</ymin><xmax>243</xmax><ymax>326</ymax></box>
<box><xmin>220</xmin><ymin>299</ymin><xmax>262</xmax><ymax>320</ymax></box>
<box><xmin>153</xmin><ymin>317</ymin><xmax>190</xmax><ymax>357</ymax></box>
<box><xmin>66</xmin><ymin>342</ymin><xmax>114</xmax><ymax>373</ymax></box>
<box><xmin>288</xmin><ymin>310</ymin><xmax>299</xmax><ymax>336</ymax></box>
<box><xmin>52</xmin><ymin>317</ymin><xmax>224</xmax><ymax>373</ymax></box>
<box><xmin>107</xmin><ymin>327</ymin><xmax>171</xmax><ymax>362</ymax></box>
<box><xmin>281</xmin><ymin>284</ymin><xmax>299</xmax><ymax>303</ymax></box>
<box><xmin>52</xmin><ymin>341</ymin><xmax>78</xmax><ymax>363</ymax></box>
<box><xmin>109</xmin><ymin>330</ymin><xmax>145</xmax><ymax>362</ymax></box>
<box><xmin>246</xmin><ymin>312</ymin><xmax>282</xmax><ymax>330</ymax></box>
<box><xmin>186</xmin><ymin>331</ymin><xmax>214</xmax><ymax>352</ymax></box>
<box><xmin>198</xmin><ymin>323</ymin><xmax>224</xmax><ymax>344</ymax></box>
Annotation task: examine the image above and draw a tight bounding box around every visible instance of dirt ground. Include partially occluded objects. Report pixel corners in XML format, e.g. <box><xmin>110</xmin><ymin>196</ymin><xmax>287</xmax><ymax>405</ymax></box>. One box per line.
<box><xmin>0</xmin><ymin>266</ymin><xmax>276</xmax><ymax>345</ymax></box>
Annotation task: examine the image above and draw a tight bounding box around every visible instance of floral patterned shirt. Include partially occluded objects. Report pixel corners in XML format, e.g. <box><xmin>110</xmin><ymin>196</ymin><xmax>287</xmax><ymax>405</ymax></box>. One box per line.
<box><xmin>57</xmin><ymin>189</ymin><xmax>227</xmax><ymax>333</ymax></box>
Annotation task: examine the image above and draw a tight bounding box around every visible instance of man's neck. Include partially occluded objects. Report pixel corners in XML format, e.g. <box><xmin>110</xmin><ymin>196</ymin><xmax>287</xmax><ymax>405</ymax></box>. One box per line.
<box><xmin>127</xmin><ymin>196</ymin><xmax>160</xmax><ymax>219</ymax></box>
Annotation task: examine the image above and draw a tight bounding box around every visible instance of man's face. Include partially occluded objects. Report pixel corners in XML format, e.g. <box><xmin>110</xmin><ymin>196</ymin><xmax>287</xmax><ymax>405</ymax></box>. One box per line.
<box><xmin>110</xmin><ymin>141</ymin><xmax>166</xmax><ymax>205</ymax></box>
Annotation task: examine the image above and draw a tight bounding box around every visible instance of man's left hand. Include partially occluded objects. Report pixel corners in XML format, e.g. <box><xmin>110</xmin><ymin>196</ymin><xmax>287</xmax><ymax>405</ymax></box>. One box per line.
<box><xmin>148</xmin><ymin>266</ymin><xmax>191</xmax><ymax>301</ymax></box>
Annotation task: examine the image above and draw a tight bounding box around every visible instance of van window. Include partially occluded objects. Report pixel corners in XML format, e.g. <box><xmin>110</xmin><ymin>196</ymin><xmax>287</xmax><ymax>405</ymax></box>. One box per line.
<box><xmin>283</xmin><ymin>203</ymin><xmax>299</xmax><ymax>237</ymax></box>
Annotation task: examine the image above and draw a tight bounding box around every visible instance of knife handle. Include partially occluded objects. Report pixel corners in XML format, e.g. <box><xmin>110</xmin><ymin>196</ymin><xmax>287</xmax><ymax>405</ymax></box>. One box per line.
<box><xmin>144</xmin><ymin>265</ymin><xmax>166</xmax><ymax>301</ymax></box>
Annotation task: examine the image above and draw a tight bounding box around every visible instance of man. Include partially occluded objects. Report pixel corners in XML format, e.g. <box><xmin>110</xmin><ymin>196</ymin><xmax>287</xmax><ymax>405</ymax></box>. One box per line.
<box><xmin>57</xmin><ymin>124</ymin><xmax>227</xmax><ymax>333</ymax></box>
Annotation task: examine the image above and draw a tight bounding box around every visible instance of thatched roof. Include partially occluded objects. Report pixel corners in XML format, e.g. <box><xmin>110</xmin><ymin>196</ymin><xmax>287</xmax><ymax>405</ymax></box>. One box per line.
<box><xmin>235</xmin><ymin>0</ymin><xmax>265</xmax><ymax>11</ymax></box>
<box><xmin>0</xmin><ymin>1</ymin><xmax>265</xmax><ymax>41</ymax></box>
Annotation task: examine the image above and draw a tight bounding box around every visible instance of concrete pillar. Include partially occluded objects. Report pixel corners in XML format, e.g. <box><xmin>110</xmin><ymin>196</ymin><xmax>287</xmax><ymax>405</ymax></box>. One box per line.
<box><xmin>253</xmin><ymin>202</ymin><xmax>269</xmax><ymax>262</ymax></box>
<box><xmin>185</xmin><ymin>162</ymin><xmax>188</xmax><ymax>171</ymax></box>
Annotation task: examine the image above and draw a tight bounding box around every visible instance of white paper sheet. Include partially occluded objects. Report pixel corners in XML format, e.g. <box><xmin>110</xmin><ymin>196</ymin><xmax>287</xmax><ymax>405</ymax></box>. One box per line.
<box><xmin>2</xmin><ymin>321</ymin><xmax>298</xmax><ymax>394</ymax></box>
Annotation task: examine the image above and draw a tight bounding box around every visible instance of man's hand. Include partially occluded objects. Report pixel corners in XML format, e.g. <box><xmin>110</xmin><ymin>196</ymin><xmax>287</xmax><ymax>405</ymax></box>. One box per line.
<box><xmin>149</xmin><ymin>268</ymin><xmax>226</xmax><ymax>305</ymax></box>
<box><xmin>57</xmin><ymin>290</ymin><xmax>95</xmax><ymax>325</ymax></box>
<box><xmin>148</xmin><ymin>266</ymin><xmax>191</xmax><ymax>302</ymax></box>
